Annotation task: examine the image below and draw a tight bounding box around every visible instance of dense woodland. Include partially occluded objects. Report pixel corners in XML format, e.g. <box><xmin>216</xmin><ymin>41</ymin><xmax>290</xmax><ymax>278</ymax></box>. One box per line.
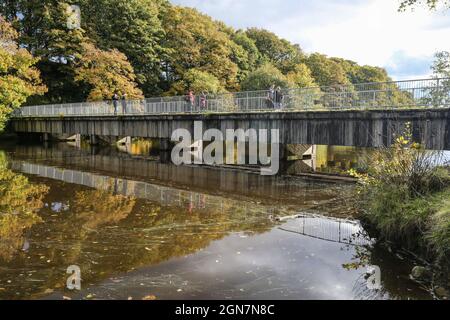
<box><xmin>0</xmin><ymin>0</ymin><xmax>397</xmax><ymax>103</ymax></box>
<box><xmin>0</xmin><ymin>0</ymin><xmax>448</xmax><ymax>130</ymax></box>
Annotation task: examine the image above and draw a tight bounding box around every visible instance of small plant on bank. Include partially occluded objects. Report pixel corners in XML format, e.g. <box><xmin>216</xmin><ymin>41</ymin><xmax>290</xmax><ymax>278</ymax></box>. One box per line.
<box><xmin>350</xmin><ymin>123</ymin><xmax>450</xmax><ymax>259</ymax></box>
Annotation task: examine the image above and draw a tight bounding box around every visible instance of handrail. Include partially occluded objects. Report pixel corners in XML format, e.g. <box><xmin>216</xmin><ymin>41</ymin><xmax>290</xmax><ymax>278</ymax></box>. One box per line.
<box><xmin>13</xmin><ymin>77</ymin><xmax>450</xmax><ymax>117</ymax></box>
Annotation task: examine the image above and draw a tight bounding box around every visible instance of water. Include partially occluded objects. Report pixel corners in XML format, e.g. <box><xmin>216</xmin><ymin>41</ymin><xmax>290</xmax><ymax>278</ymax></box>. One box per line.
<box><xmin>0</xmin><ymin>142</ymin><xmax>434</xmax><ymax>300</ymax></box>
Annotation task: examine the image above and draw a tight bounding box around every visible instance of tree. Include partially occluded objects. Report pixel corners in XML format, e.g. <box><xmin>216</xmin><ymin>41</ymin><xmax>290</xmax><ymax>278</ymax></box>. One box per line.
<box><xmin>0</xmin><ymin>16</ymin><xmax>46</xmax><ymax>131</ymax></box>
<box><xmin>160</xmin><ymin>6</ymin><xmax>239</xmax><ymax>93</ymax></box>
<box><xmin>241</xmin><ymin>63</ymin><xmax>291</xmax><ymax>91</ymax></box>
<box><xmin>74</xmin><ymin>42</ymin><xmax>143</xmax><ymax>101</ymax></box>
<box><xmin>304</xmin><ymin>53</ymin><xmax>351</xmax><ymax>87</ymax></box>
<box><xmin>245</xmin><ymin>28</ymin><xmax>304</xmax><ymax>74</ymax></box>
<box><xmin>286</xmin><ymin>64</ymin><xmax>317</xmax><ymax>88</ymax></box>
<box><xmin>399</xmin><ymin>0</ymin><xmax>449</xmax><ymax>11</ymax></box>
<box><xmin>431</xmin><ymin>51</ymin><xmax>450</xmax><ymax>77</ymax></box>
<box><xmin>0</xmin><ymin>1</ymin><xmax>86</xmax><ymax>104</ymax></box>
<box><xmin>230</xmin><ymin>31</ymin><xmax>262</xmax><ymax>83</ymax></box>
<box><xmin>427</xmin><ymin>51</ymin><xmax>450</xmax><ymax>106</ymax></box>
<box><xmin>79</xmin><ymin>0</ymin><xmax>166</xmax><ymax>95</ymax></box>
<box><xmin>170</xmin><ymin>69</ymin><xmax>225</xmax><ymax>95</ymax></box>
<box><xmin>331</xmin><ymin>58</ymin><xmax>391</xmax><ymax>84</ymax></box>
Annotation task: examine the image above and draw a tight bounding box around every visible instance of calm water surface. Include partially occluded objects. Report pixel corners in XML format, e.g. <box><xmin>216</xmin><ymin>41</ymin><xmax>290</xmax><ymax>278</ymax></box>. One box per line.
<box><xmin>0</xmin><ymin>142</ymin><xmax>434</xmax><ymax>300</ymax></box>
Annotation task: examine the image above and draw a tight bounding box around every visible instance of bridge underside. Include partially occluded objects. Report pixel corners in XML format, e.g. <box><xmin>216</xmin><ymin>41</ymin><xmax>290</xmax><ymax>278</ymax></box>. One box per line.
<box><xmin>10</xmin><ymin>109</ymin><xmax>450</xmax><ymax>150</ymax></box>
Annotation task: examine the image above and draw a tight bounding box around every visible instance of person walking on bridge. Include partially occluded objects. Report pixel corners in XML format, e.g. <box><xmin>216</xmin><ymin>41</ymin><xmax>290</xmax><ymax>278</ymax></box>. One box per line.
<box><xmin>266</xmin><ymin>84</ymin><xmax>276</xmax><ymax>109</ymax></box>
<box><xmin>185</xmin><ymin>90</ymin><xmax>195</xmax><ymax>112</ymax></box>
<box><xmin>112</xmin><ymin>92</ymin><xmax>119</xmax><ymax>115</ymax></box>
<box><xmin>121</xmin><ymin>93</ymin><xmax>128</xmax><ymax>114</ymax></box>
<box><xmin>200</xmin><ymin>91</ymin><xmax>207</xmax><ymax>111</ymax></box>
<box><xmin>275</xmin><ymin>86</ymin><xmax>284</xmax><ymax>109</ymax></box>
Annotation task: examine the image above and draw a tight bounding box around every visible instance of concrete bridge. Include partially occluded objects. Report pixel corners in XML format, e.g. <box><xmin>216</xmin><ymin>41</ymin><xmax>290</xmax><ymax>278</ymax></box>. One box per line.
<box><xmin>10</xmin><ymin>78</ymin><xmax>450</xmax><ymax>150</ymax></box>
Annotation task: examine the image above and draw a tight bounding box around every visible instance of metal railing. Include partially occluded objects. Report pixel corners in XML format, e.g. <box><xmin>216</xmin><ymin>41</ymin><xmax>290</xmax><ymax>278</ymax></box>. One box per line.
<box><xmin>13</xmin><ymin>78</ymin><xmax>450</xmax><ymax>118</ymax></box>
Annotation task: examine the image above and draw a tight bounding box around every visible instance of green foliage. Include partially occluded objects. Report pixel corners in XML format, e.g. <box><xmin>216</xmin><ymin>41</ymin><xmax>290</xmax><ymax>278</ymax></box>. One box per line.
<box><xmin>74</xmin><ymin>42</ymin><xmax>143</xmax><ymax>101</ymax></box>
<box><xmin>241</xmin><ymin>63</ymin><xmax>291</xmax><ymax>91</ymax></box>
<box><xmin>432</xmin><ymin>51</ymin><xmax>450</xmax><ymax>78</ymax></box>
<box><xmin>304</xmin><ymin>53</ymin><xmax>351</xmax><ymax>87</ymax></box>
<box><xmin>0</xmin><ymin>16</ymin><xmax>47</xmax><ymax>131</ymax></box>
<box><xmin>230</xmin><ymin>31</ymin><xmax>262</xmax><ymax>83</ymax></box>
<box><xmin>286</xmin><ymin>63</ymin><xmax>317</xmax><ymax>88</ymax></box>
<box><xmin>79</xmin><ymin>0</ymin><xmax>166</xmax><ymax>95</ymax></box>
<box><xmin>160</xmin><ymin>6</ymin><xmax>239</xmax><ymax>93</ymax></box>
<box><xmin>245</xmin><ymin>28</ymin><xmax>304</xmax><ymax>74</ymax></box>
<box><xmin>0</xmin><ymin>0</ymin><xmax>398</xmax><ymax>108</ymax></box>
<box><xmin>0</xmin><ymin>1</ymin><xmax>85</xmax><ymax>104</ymax></box>
<box><xmin>170</xmin><ymin>69</ymin><xmax>225</xmax><ymax>95</ymax></box>
<box><xmin>331</xmin><ymin>58</ymin><xmax>391</xmax><ymax>84</ymax></box>
<box><xmin>351</xmin><ymin>125</ymin><xmax>450</xmax><ymax>259</ymax></box>
<box><xmin>427</xmin><ymin>189</ymin><xmax>450</xmax><ymax>259</ymax></box>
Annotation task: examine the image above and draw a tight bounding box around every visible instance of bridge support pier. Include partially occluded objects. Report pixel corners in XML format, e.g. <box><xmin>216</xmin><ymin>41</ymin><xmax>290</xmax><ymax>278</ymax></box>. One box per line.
<box><xmin>117</xmin><ymin>136</ymin><xmax>132</xmax><ymax>146</ymax></box>
<box><xmin>158</xmin><ymin>138</ymin><xmax>173</xmax><ymax>163</ymax></box>
<box><xmin>89</xmin><ymin>135</ymin><xmax>99</xmax><ymax>145</ymax></box>
<box><xmin>158</xmin><ymin>138</ymin><xmax>172</xmax><ymax>151</ymax></box>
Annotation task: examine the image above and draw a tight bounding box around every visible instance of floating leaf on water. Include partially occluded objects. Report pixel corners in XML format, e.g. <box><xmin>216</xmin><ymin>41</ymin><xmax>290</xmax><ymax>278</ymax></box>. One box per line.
<box><xmin>43</xmin><ymin>288</ymin><xmax>54</xmax><ymax>294</ymax></box>
<box><xmin>142</xmin><ymin>295</ymin><xmax>156</xmax><ymax>300</ymax></box>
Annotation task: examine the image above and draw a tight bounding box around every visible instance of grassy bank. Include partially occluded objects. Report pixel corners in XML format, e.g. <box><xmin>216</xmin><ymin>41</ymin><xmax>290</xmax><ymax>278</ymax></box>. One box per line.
<box><xmin>351</xmin><ymin>125</ymin><xmax>450</xmax><ymax>261</ymax></box>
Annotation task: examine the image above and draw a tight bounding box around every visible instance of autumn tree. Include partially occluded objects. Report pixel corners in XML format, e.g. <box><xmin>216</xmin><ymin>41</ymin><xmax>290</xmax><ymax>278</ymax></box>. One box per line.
<box><xmin>304</xmin><ymin>53</ymin><xmax>351</xmax><ymax>87</ymax></box>
<box><xmin>331</xmin><ymin>58</ymin><xmax>391</xmax><ymax>84</ymax></box>
<box><xmin>245</xmin><ymin>28</ymin><xmax>304</xmax><ymax>74</ymax></box>
<box><xmin>160</xmin><ymin>6</ymin><xmax>239</xmax><ymax>93</ymax></box>
<box><xmin>241</xmin><ymin>63</ymin><xmax>291</xmax><ymax>91</ymax></box>
<box><xmin>79</xmin><ymin>0</ymin><xmax>166</xmax><ymax>95</ymax></box>
<box><xmin>170</xmin><ymin>69</ymin><xmax>225</xmax><ymax>95</ymax></box>
<box><xmin>0</xmin><ymin>16</ymin><xmax>46</xmax><ymax>131</ymax></box>
<box><xmin>74</xmin><ymin>42</ymin><xmax>143</xmax><ymax>101</ymax></box>
<box><xmin>0</xmin><ymin>1</ymin><xmax>86</xmax><ymax>104</ymax></box>
<box><xmin>286</xmin><ymin>63</ymin><xmax>317</xmax><ymax>88</ymax></box>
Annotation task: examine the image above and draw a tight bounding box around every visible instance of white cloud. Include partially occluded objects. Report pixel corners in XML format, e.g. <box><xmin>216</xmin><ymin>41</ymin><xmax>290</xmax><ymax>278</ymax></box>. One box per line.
<box><xmin>171</xmin><ymin>0</ymin><xmax>450</xmax><ymax>80</ymax></box>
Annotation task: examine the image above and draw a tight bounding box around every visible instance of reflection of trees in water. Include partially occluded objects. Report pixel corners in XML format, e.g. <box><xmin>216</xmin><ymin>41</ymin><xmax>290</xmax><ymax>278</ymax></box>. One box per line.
<box><xmin>73</xmin><ymin>188</ymin><xmax>136</xmax><ymax>230</ymax></box>
<box><xmin>0</xmin><ymin>175</ymin><xmax>281</xmax><ymax>299</ymax></box>
<box><xmin>0</xmin><ymin>152</ymin><xmax>48</xmax><ymax>262</ymax></box>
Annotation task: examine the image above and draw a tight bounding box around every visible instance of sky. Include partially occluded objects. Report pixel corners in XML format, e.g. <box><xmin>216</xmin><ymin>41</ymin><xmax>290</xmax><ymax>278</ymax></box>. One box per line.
<box><xmin>171</xmin><ymin>0</ymin><xmax>450</xmax><ymax>80</ymax></box>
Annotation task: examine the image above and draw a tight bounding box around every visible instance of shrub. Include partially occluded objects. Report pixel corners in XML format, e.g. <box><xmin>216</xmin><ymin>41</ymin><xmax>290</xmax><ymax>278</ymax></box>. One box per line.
<box><xmin>350</xmin><ymin>123</ymin><xmax>450</xmax><ymax>258</ymax></box>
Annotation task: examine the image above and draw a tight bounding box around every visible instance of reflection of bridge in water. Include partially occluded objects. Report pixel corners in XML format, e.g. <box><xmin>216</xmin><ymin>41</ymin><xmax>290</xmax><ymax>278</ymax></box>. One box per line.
<box><xmin>278</xmin><ymin>213</ymin><xmax>372</xmax><ymax>247</ymax></box>
<box><xmin>13</xmin><ymin>161</ymin><xmax>219</xmax><ymax>210</ymax></box>
<box><xmin>13</xmin><ymin>160</ymin><xmax>371</xmax><ymax>247</ymax></box>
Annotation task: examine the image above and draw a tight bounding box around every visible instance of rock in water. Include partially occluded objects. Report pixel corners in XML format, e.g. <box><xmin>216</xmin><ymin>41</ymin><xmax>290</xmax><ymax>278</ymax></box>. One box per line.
<box><xmin>411</xmin><ymin>266</ymin><xmax>428</xmax><ymax>280</ymax></box>
<box><xmin>434</xmin><ymin>287</ymin><xmax>449</xmax><ymax>299</ymax></box>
